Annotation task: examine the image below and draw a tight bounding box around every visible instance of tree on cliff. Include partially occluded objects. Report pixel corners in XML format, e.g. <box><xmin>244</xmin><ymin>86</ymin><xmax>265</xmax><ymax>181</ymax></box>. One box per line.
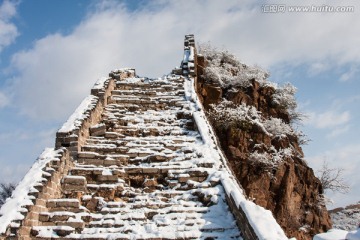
<box><xmin>0</xmin><ymin>183</ymin><xmax>15</xmax><ymax>207</ymax></box>
<box><xmin>317</xmin><ymin>160</ymin><xmax>350</xmax><ymax>194</ymax></box>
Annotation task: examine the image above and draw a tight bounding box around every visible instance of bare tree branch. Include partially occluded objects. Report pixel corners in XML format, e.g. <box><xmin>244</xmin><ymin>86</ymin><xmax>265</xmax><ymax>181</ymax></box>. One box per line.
<box><xmin>317</xmin><ymin>160</ymin><xmax>350</xmax><ymax>194</ymax></box>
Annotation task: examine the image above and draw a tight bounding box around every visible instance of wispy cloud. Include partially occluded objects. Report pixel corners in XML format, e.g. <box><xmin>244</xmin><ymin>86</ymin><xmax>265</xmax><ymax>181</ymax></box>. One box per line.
<box><xmin>0</xmin><ymin>0</ymin><xmax>18</xmax><ymax>53</ymax></box>
<box><xmin>327</xmin><ymin>125</ymin><xmax>350</xmax><ymax>138</ymax></box>
<box><xmin>0</xmin><ymin>91</ymin><xmax>8</xmax><ymax>108</ymax></box>
<box><xmin>339</xmin><ymin>66</ymin><xmax>359</xmax><ymax>82</ymax></box>
<box><xmin>308</xmin><ymin>62</ymin><xmax>330</xmax><ymax>75</ymax></box>
<box><xmin>306</xmin><ymin>110</ymin><xmax>350</xmax><ymax>129</ymax></box>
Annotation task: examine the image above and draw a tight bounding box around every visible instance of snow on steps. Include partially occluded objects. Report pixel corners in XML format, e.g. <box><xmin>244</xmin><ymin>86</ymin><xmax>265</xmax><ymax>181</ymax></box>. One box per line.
<box><xmin>0</xmin><ymin>37</ymin><xmax>289</xmax><ymax>240</ymax></box>
<box><xmin>30</xmin><ymin>74</ymin><xmax>242</xmax><ymax>239</ymax></box>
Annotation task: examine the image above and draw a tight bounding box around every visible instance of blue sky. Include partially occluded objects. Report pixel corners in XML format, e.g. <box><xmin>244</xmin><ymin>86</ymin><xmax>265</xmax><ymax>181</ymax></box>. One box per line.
<box><xmin>0</xmin><ymin>0</ymin><xmax>359</xmax><ymax>208</ymax></box>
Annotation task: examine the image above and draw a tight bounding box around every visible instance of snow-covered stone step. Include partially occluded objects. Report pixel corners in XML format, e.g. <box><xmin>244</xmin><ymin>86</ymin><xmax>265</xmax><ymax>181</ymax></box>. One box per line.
<box><xmin>31</xmin><ymin>226</ymin><xmax>76</xmax><ymax>238</ymax></box>
<box><xmin>111</xmin><ymin>89</ymin><xmax>185</xmax><ymax>96</ymax></box>
<box><xmin>69</xmin><ymin>168</ymin><xmax>125</xmax><ymax>184</ymax></box>
<box><xmin>77</xmin><ymin>152</ymin><xmax>129</xmax><ymax>166</ymax></box>
<box><xmin>107</xmin><ymin>99</ymin><xmax>186</xmax><ymax>110</ymax></box>
<box><xmin>110</xmin><ymin>95</ymin><xmax>186</xmax><ymax>102</ymax></box>
<box><xmin>85</xmin><ymin>136</ymin><xmax>197</xmax><ymax>147</ymax></box>
<box><xmin>103</xmin><ymin>107</ymin><xmax>189</xmax><ymax>117</ymax></box>
<box><xmin>108</xmin><ymin>119</ymin><xmax>194</xmax><ymax>130</ymax></box>
<box><xmin>113</xmin><ymin>127</ymin><xmax>190</xmax><ymax>137</ymax></box>
<box><xmin>46</xmin><ymin>199</ymin><xmax>83</xmax><ymax>213</ymax></box>
<box><xmin>62</xmin><ymin>176</ymin><xmax>87</xmax><ymax>193</ymax></box>
<box><xmin>80</xmin><ymin>144</ymin><xmax>126</xmax><ymax>154</ymax></box>
<box><xmin>115</xmin><ymin>81</ymin><xmax>184</xmax><ymax>90</ymax></box>
<box><xmin>77</xmin><ymin>158</ymin><xmax>128</xmax><ymax>167</ymax></box>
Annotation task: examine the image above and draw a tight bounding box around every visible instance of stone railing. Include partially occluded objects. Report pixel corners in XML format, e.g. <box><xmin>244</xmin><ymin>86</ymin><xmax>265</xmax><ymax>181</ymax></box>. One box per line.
<box><xmin>0</xmin><ymin>148</ymin><xmax>72</xmax><ymax>239</ymax></box>
<box><xmin>55</xmin><ymin>68</ymin><xmax>136</xmax><ymax>158</ymax></box>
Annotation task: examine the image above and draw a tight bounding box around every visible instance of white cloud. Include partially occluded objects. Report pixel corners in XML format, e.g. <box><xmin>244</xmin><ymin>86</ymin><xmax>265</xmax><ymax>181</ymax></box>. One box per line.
<box><xmin>339</xmin><ymin>66</ymin><xmax>359</xmax><ymax>82</ymax></box>
<box><xmin>4</xmin><ymin>0</ymin><xmax>360</xmax><ymax>122</ymax></box>
<box><xmin>308</xmin><ymin>62</ymin><xmax>330</xmax><ymax>75</ymax></box>
<box><xmin>0</xmin><ymin>0</ymin><xmax>18</xmax><ymax>53</ymax></box>
<box><xmin>327</xmin><ymin>125</ymin><xmax>350</xmax><ymax>138</ymax></box>
<box><xmin>307</xmin><ymin>110</ymin><xmax>350</xmax><ymax>129</ymax></box>
<box><xmin>0</xmin><ymin>91</ymin><xmax>9</xmax><ymax>107</ymax></box>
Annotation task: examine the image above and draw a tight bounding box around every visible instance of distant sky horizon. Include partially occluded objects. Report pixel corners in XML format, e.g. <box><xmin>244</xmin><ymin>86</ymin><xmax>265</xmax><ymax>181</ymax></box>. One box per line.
<box><xmin>0</xmin><ymin>0</ymin><xmax>359</xmax><ymax>209</ymax></box>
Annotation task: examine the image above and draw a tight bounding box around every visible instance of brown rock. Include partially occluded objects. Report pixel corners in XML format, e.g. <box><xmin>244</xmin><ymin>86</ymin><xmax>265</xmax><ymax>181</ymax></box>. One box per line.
<box><xmin>201</xmin><ymin>84</ymin><xmax>222</xmax><ymax>109</ymax></box>
<box><xmin>196</xmin><ymin>66</ymin><xmax>332</xmax><ymax>239</ymax></box>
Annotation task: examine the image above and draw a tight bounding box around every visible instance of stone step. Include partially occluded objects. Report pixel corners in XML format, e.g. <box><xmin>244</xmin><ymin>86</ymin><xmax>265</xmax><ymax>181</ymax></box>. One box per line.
<box><xmin>111</xmin><ymin>89</ymin><xmax>185</xmax><ymax>97</ymax></box>
<box><xmin>46</xmin><ymin>199</ymin><xmax>81</xmax><ymax>213</ymax></box>
<box><xmin>62</xmin><ymin>176</ymin><xmax>87</xmax><ymax>193</ymax></box>
<box><xmin>110</xmin><ymin>95</ymin><xmax>185</xmax><ymax>102</ymax></box>
<box><xmin>107</xmin><ymin>98</ymin><xmax>185</xmax><ymax>110</ymax></box>
<box><xmin>31</xmin><ymin>226</ymin><xmax>75</xmax><ymax>238</ymax></box>
<box><xmin>115</xmin><ymin>82</ymin><xmax>183</xmax><ymax>91</ymax></box>
<box><xmin>81</xmin><ymin>144</ymin><xmax>128</xmax><ymax>155</ymax></box>
<box><xmin>114</xmin><ymin>126</ymin><xmax>190</xmax><ymax>137</ymax></box>
<box><xmin>77</xmin><ymin>152</ymin><xmax>129</xmax><ymax>166</ymax></box>
<box><xmin>39</xmin><ymin>211</ymin><xmax>78</xmax><ymax>222</ymax></box>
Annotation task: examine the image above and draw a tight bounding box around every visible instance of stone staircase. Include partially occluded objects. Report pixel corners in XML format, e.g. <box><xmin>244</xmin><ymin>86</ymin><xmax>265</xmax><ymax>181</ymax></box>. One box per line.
<box><xmin>30</xmin><ymin>75</ymin><xmax>242</xmax><ymax>239</ymax></box>
<box><xmin>0</xmin><ymin>35</ymin><xmax>289</xmax><ymax>240</ymax></box>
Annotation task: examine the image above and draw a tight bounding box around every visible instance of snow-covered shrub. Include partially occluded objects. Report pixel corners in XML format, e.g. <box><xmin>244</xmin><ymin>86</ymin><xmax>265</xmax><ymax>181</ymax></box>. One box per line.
<box><xmin>199</xmin><ymin>43</ymin><xmax>269</xmax><ymax>88</ymax></box>
<box><xmin>272</xmin><ymin>83</ymin><xmax>297</xmax><ymax>109</ymax></box>
<box><xmin>264</xmin><ymin>118</ymin><xmax>294</xmax><ymax>139</ymax></box>
<box><xmin>272</xmin><ymin>83</ymin><xmax>299</xmax><ymax>118</ymax></box>
<box><xmin>208</xmin><ymin>100</ymin><xmax>267</xmax><ymax>133</ymax></box>
<box><xmin>200</xmin><ymin>43</ymin><xmax>305</xmax><ymax>123</ymax></box>
<box><xmin>208</xmin><ymin>100</ymin><xmax>304</xmax><ymax>168</ymax></box>
<box><xmin>209</xmin><ymin>100</ymin><xmax>303</xmax><ymax>139</ymax></box>
<box><xmin>249</xmin><ymin>146</ymin><xmax>293</xmax><ymax>168</ymax></box>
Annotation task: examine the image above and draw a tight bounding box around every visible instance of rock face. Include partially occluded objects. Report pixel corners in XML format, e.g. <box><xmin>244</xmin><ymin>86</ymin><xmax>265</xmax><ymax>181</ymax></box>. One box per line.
<box><xmin>196</xmin><ymin>52</ymin><xmax>332</xmax><ymax>239</ymax></box>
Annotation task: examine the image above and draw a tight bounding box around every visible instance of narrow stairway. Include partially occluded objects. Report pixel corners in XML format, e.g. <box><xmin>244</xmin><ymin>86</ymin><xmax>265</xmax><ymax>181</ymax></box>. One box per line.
<box><xmin>30</xmin><ymin>74</ymin><xmax>242</xmax><ymax>239</ymax></box>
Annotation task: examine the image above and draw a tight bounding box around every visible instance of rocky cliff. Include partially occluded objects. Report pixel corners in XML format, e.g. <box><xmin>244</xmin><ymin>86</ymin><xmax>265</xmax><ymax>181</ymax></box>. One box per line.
<box><xmin>195</xmin><ymin>44</ymin><xmax>332</xmax><ymax>240</ymax></box>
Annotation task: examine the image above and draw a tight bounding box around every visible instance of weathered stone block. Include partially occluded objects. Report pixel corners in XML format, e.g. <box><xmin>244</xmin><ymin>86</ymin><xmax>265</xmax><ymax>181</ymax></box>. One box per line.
<box><xmin>62</xmin><ymin>176</ymin><xmax>86</xmax><ymax>185</ymax></box>
<box><xmin>38</xmin><ymin>213</ymin><xmax>50</xmax><ymax>222</ymax></box>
